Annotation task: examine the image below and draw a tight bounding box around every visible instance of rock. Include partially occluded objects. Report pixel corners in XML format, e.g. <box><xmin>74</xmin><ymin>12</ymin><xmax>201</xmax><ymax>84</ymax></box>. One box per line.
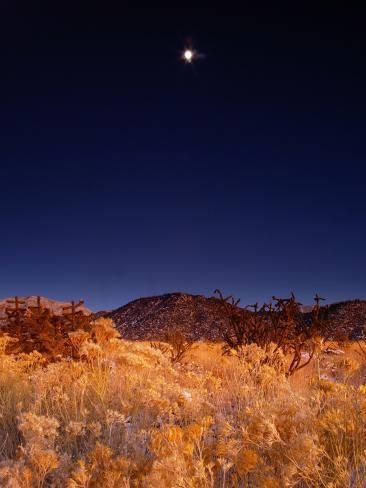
<box><xmin>323</xmin><ymin>348</ymin><xmax>345</xmax><ymax>355</ymax></box>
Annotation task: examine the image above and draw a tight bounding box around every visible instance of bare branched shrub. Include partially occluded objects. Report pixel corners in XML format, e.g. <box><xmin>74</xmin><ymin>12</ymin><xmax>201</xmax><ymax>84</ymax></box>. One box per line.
<box><xmin>356</xmin><ymin>340</ymin><xmax>366</xmax><ymax>361</ymax></box>
<box><xmin>216</xmin><ymin>290</ymin><xmax>334</xmax><ymax>376</ymax></box>
<box><xmin>354</xmin><ymin>317</ymin><xmax>366</xmax><ymax>361</ymax></box>
<box><xmin>0</xmin><ymin>297</ymin><xmax>94</xmax><ymax>361</ymax></box>
<box><xmin>151</xmin><ymin>329</ymin><xmax>194</xmax><ymax>364</ymax></box>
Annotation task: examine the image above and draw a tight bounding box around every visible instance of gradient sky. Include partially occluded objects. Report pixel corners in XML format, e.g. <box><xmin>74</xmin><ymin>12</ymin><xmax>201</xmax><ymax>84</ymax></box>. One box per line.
<box><xmin>1</xmin><ymin>4</ymin><xmax>366</xmax><ymax>310</ymax></box>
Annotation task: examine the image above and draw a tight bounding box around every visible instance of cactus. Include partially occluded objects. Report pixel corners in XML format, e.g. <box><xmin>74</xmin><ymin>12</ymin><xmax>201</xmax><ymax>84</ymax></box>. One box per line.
<box><xmin>0</xmin><ymin>298</ymin><xmax>93</xmax><ymax>360</ymax></box>
<box><xmin>62</xmin><ymin>300</ymin><xmax>89</xmax><ymax>330</ymax></box>
<box><xmin>5</xmin><ymin>296</ymin><xmax>26</xmax><ymax>327</ymax></box>
<box><xmin>217</xmin><ymin>290</ymin><xmax>334</xmax><ymax>376</ymax></box>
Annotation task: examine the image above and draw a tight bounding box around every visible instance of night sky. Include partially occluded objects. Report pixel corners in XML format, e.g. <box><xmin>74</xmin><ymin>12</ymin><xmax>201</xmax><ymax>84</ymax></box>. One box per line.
<box><xmin>1</xmin><ymin>4</ymin><xmax>366</xmax><ymax>311</ymax></box>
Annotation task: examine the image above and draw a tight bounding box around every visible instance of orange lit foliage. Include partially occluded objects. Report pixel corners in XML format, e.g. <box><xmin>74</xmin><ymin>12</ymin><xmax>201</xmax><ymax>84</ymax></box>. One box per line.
<box><xmin>1</xmin><ymin>297</ymin><xmax>92</xmax><ymax>360</ymax></box>
<box><xmin>0</xmin><ymin>319</ymin><xmax>365</xmax><ymax>486</ymax></box>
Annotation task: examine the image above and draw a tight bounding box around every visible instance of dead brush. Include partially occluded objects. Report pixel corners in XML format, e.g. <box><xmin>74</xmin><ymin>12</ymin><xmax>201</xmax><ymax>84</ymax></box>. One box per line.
<box><xmin>216</xmin><ymin>290</ymin><xmax>335</xmax><ymax>376</ymax></box>
<box><xmin>1</xmin><ymin>297</ymin><xmax>93</xmax><ymax>361</ymax></box>
<box><xmin>151</xmin><ymin>329</ymin><xmax>195</xmax><ymax>364</ymax></box>
<box><xmin>354</xmin><ymin>322</ymin><xmax>366</xmax><ymax>362</ymax></box>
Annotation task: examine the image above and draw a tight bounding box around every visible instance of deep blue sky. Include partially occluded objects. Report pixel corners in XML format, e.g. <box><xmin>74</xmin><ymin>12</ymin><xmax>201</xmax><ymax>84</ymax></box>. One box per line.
<box><xmin>1</xmin><ymin>3</ymin><xmax>366</xmax><ymax>310</ymax></box>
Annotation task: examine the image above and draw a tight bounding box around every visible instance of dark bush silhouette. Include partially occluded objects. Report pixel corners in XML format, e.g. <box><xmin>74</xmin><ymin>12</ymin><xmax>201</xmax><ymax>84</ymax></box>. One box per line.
<box><xmin>1</xmin><ymin>296</ymin><xmax>93</xmax><ymax>360</ymax></box>
<box><xmin>216</xmin><ymin>290</ymin><xmax>334</xmax><ymax>376</ymax></box>
<box><xmin>151</xmin><ymin>329</ymin><xmax>194</xmax><ymax>363</ymax></box>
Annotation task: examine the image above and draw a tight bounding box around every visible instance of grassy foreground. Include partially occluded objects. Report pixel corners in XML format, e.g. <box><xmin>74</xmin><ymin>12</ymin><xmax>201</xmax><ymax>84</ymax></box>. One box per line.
<box><xmin>0</xmin><ymin>319</ymin><xmax>365</xmax><ymax>487</ymax></box>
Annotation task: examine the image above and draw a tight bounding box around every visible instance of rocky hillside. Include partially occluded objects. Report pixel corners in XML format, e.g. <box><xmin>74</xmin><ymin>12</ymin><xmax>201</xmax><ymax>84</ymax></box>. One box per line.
<box><xmin>106</xmin><ymin>293</ymin><xmax>236</xmax><ymax>341</ymax></box>
<box><xmin>1</xmin><ymin>293</ymin><xmax>365</xmax><ymax>343</ymax></box>
<box><xmin>327</xmin><ymin>300</ymin><xmax>366</xmax><ymax>339</ymax></box>
<box><xmin>105</xmin><ymin>294</ymin><xmax>366</xmax><ymax>341</ymax></box>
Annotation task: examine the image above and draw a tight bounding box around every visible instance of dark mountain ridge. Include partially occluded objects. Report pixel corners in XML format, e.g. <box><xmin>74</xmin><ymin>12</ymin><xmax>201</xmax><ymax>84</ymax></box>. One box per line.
<box><xmin>1</xmin><ymin>294</ymin><xmax>365</xmax><ymax>343</ymax></box>
<box><xmin>103</xmin><ymin>293</ymin><xmax>366</xmax><ymax>341</ymax></box>
<box><xmin>327</xmin><ymin>299</ymin><xmax>366</xmax><ymax>339</ymax></box>
<box><xmin>104</xmin><ymin>292</ymin><xmax>237</xmax><ymax>341</ymax></box>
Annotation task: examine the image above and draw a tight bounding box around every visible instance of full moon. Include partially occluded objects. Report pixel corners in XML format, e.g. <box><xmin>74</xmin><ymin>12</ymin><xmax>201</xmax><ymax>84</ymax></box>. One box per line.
<box><xmin>183</xmin><ymin>49</ymin><xmax>194</xmax><ymax>63</ymax></box>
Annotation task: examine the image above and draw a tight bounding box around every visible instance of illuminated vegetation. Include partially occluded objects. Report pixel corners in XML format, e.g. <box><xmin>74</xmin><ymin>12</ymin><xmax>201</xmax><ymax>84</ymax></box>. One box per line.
<box><xmin>0</xmin><ymin>316</ymin><xmax>365</xmax><ymax>487</ymax></box>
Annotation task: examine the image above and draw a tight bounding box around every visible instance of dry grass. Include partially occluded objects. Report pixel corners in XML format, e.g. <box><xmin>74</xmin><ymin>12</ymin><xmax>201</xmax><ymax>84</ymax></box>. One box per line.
<box><xmin>0</xmin><ymin>320</ymin><xmax>365</xmax><ymax>487</ymax></box>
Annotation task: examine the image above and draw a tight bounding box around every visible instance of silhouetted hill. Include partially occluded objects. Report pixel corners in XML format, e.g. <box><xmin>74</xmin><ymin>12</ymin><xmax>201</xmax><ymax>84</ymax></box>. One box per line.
<box><xmin>327</xmin><ymin>300</ymin><xmax>366</xmax><ymax>339</ymax></box>
<box><xmin>1</xmin><ymin>294</ymin><xmax>365</xmax><ymax>343</ymax></box>
<box><xmin>103</xmin><ymin>294</ymin><xmax>366</xmax><ymax>341</ymax></box>
<box><xmin>105</xmin><ymin>292</ymin><xmax>237</xmax><ymax>341</ymax></box>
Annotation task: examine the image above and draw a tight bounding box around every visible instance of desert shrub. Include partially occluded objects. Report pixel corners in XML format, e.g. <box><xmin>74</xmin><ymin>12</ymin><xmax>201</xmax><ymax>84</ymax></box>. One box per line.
<box><xmin>0</xmin><ymin>298</ymin><xmax>94</xmax><ymax>361</ymax></box>
<box><xmin>151</xmin><ymin>329</ymin><xmax>195</xmax><ymax>364</ymax></box>
<box><xmin>217</xmin><ymin>290</ymin><xmax>334</xmax><ymax>376</ymax></box>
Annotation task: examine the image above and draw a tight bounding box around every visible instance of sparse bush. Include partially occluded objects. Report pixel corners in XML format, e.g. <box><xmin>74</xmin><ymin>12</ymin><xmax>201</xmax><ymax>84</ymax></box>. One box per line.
<box><xmin>151</xmin><ymin>328</ymin><xmax>195</xmax><ymax>364</ymax></box>
<box><xmin>1</xmin><ymin>297</ymin><xmax>93</xmax><ymax>360</ymax></box>
<box><xmin>217</xmin><ymin>290</ymin><xmax>335</xmax><ymax>376</ymax></box>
